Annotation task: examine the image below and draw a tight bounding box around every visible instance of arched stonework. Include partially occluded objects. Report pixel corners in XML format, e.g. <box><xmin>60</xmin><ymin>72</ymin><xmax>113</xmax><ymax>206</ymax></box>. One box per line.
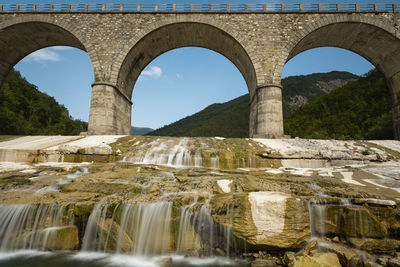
<box><xmin>275</xmin><ymin>14</ymin><xmax>400</xmax><ymax>139</ymax></box>
<box><xmin>112</xmin><ymin>18</ymin><xmax>260</xmax><ymax>98</ymax></box>
<box><xmin>94</xmin><ymin>19</ymin><xmax>261</xmax><ymax>136</ymax></box>
<box><xmin>0</xmin><ymin>16</ymin><xmax>99</xmax><ymax>86</ymax></box>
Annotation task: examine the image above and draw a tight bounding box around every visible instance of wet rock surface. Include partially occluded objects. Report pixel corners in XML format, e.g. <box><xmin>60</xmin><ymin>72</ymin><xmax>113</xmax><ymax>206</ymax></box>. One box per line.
<box><xmin>0</xmin><ymin>136</ymin><xmax>400</xmax><ymax>266</ymax></box>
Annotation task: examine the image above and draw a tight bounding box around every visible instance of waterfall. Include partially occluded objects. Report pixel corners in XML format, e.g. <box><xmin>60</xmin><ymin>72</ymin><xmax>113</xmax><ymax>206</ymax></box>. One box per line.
<box><xmin>0</xmin><ymin>204</ymin><xmax>71</xmax><ymax>251</ymax></box>
<box><xmin>119</xmin><ymin>202</ymin><xmax>172</xmax><ymax>255</ymax></box>
<box><xmin>129</xmin><ymin>138</ymin><xmax>198</xmax><ymax>168</ymax></box>
<box><xmin>81</xmin><ymin>201</ymin><xmax>173</xmax><ymax>255</ymax></box>
<box><xmin>308</xmin><ymin>199</ymin><xmax>327</xmax><ymax>238</ymax></box>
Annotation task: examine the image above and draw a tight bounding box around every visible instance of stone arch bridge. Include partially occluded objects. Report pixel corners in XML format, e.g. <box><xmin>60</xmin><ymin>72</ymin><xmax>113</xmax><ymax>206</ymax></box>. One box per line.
<box><xmin>1</xmin><ymin>3</ymin><xmax>400</xmax><ymax>139</ymax></box>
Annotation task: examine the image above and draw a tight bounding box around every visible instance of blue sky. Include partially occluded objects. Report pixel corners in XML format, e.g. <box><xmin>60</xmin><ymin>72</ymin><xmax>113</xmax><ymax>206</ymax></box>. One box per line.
<box><xmin>7</xmin><ymin>0</ymin><xmax>388</xmax><ymax>129</ymax></box>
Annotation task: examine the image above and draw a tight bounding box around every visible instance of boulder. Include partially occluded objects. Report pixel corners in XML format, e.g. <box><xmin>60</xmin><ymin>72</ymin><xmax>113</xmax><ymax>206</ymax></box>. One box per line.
<box><xmin>311</xmin><ymin>205</ymin><xmax>387</xmax><ymax>238</ymax></box>
<box><xmin>21</xmin><ymin>225</ymin><xmax>79</xmax><ymax>251</ymax></box>
<box><xmin>348</xmin><ymin>238</ymin><xmax>400</xmax><ymax>252</ymax></box>
<box><xmin>291</xmin><ymin>253</ymin><xmax>341</xmax><ymax>267</ymax></box>
<box><xmin>228</xmin><ymin>192</ymin><xmax>310</xmax><ymax>250</ymax></box>
<box><xmin>318</xmin><ymin>241</ymin><xmax>363</xmax><ymax>267</ymax></box>
<box><xmin>251</xmin><ymin>259</ymin><xmax>277</xmax><ymax>267</ymax></box>
<box><xmin>97</xmin><ymin>218</ymin><xmax>133</xmax><ymax>253</ymax></box>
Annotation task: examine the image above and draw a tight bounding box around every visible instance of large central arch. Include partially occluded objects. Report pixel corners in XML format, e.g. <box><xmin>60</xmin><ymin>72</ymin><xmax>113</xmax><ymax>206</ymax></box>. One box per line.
<box><xmin>86</xmin><ymin>21</ymin><xmax>258</xmax><ymax>135</ymax></box>
<box><xmin>116</xmin><ymin>22</ymin><xmax>257</xmax><ymax>98</ymax></box>
<box><xmin>281</xmin><ymin>17</ymin><xmax>400</xmax><ymax>140</ymax></box>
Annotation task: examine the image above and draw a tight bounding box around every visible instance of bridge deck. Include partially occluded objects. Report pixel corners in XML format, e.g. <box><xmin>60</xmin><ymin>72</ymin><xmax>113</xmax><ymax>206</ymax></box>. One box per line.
<box><xmin>0</xmin><ymin>3</ymin><xmax>398</xmax><ymax>13</ymax></box>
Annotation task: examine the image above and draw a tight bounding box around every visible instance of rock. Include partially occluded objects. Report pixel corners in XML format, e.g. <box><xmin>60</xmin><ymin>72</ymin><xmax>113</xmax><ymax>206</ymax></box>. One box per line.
<box><xmin>74</xmin><ymin>201</ymin><xmax>95</xmax><ymax>217</ymax></box>
<box><xmin>388</xmin><ymin>258</ymin><xmax>400</xmax><ymax>267</ymax></box>
<box><xmin>96</xmin><ymin>219</ymin><xmax>133</xmax><ymax>252</ymax></box>
<box><xmin>251</xmin><ymin>259</ymin><xmax>277</xmax><ymax>267</ymax></box>
<box><xmin>302</xmin><ymin>239</ymin><xmax>318</xmax><ymax>256</ymax></box>
<box><xmin>20</xmin><ymin>225</ymin><xmax>79</xmax><ymax>251</ymax></box>
<box><xmin>364</xmin><ymin>260</ymin><xmax>383</xmax><ymax>267</ymax></box>
<box><xmin>215</xmin><ymin>247</ymin><xmax>226</xmax><ymax>256</ymax></box>
<box><xmin>158</xmin><ymin>256</ymin><xmax>172</xmax><ymax>266</ymax></box>
<box><xmin>291</xmin><ymin>253</ymin><xmax>341</xmax><ymax>267</ymax></box>
<box><xmin>230</xmin><ymin>192</ymin><xmax>310</xmax><ymax>250</ymax></box>
<box><xmin>146</xmin><ymin>184</ymin><xmax>160</xmax><ymax>197</ymax></box>
<box><xmin>312</xmin><ymin>205</ymin><xmax>387</xmax><ymax>238</ymax></box>
<box><xmin>377</xmin><ymin>256</ymin><xmax>390</xmax><ymax>266</ymax></box>
<box><xmin>353</xmin><ymin>198</ymin><xmax>396</xmax><ymax>207</ymax></box>
<box><xmin>348</xmin><ymin>238</ymin><xmax>400</xmax><ymax>252</ymax></box>
<box><xmin>332</xmin><ymin>236</ymin><xmax>339</xmax><ymax>243</ymax></box>
<box><xmin>283</xmin><ymin>251</ymin><xmax>296</xmax><ymax>266</ymax></box>
<box><xmin>317</xmin><ymin>241</ymin><xmax>363</xmax><ymax>267</ymax></box>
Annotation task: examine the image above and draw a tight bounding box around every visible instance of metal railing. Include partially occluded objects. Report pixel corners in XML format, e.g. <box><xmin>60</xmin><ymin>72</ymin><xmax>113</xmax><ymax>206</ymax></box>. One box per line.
<box><xmin>0</xmin><ymin>3</ymin><xmax>398</xmax><ymax>13</ymax></box>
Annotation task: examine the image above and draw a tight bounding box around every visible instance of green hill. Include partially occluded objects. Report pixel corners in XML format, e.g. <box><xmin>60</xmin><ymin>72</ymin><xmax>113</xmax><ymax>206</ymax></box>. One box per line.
<box><xmin>0</xmin><ymin>69</ymin><xmax>87</xmax><ymax>135</ymax></box>
<box><xmin>148</xmin><ymin>71</ymin><xmax>358</xmax><ymax>138</ymax></box>
<box><xmin>130</xmin><ymin>126</ymin><xmax>154</xmax><ymax>136</ymax></box>
<box><xmin>284</xmin><ymin>69</ymin><xmax>393</xmax><ymax>140</ymax></box>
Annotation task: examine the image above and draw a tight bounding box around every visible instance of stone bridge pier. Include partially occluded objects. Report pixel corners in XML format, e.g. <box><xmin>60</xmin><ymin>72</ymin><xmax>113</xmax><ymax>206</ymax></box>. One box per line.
<box><xmin>0</xmin><ymin>4</ymin><xmax>399</xmax><ymax>139</ymax></box>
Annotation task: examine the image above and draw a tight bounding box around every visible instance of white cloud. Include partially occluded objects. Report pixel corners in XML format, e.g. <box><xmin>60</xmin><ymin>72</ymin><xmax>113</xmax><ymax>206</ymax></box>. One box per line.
<box><xmin>51</xmin><ymin>46</ymin><xmax>73</xmax><ymax>51</ymax></box>
<box><xmin>141</xmin><ymin>66</ymin><xmax>162</xmax><ymax>78</ymax></box>
<box><xmin>176</xmin><ymin>73</ymin><xmax>182</xmax><ymax>79</ymax></box>
<box><xmin>24</xmin><ymin>48</ymin><xmax>61</xmax><ymax>63</ymax></box>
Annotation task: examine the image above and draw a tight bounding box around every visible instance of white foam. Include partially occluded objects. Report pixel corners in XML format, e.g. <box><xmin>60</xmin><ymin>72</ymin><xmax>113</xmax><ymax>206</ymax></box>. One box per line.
<box><xmin>265</xmin><ymin>169</ymin><xmax>283</xmax><ymax>174</ymax></box>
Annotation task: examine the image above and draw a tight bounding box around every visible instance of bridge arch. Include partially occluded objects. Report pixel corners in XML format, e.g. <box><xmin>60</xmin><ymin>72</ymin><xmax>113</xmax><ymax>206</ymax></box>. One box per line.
<box><xmin>115</xmin><ymin>20</ymin><xmax>258</xmax><ymax>97</ymax></box>
<box><xmin>276</xmin><ymin>15</ymin><xmax>400</xmax><ymax>140</ymax></box>
<box><xmin>0</xmin><ymin>15</ymin><xmax>98</xmax><ymax>87</ymax></box>
<box><xmin>88</xmin><ymin>19</ymin><xmax>259</xmax><ymax>135</ymax></box>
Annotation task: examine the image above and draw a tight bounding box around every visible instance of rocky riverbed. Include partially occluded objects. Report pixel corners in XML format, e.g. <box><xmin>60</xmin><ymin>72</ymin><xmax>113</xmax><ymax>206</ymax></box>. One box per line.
<box><xmin>1</xmin><ymin>136</ymin><xmax>400</xmax><ymax>267</ymax></box>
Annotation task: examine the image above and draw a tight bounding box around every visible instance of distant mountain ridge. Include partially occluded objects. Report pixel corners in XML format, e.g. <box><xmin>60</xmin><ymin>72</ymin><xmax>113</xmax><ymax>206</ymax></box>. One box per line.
<box><xmin>148</xmin><ymin>71</ymin><xmax>358</xmax><ymax>138</ymax></box>
<box><xmin>130</xmin><ymin>126</ymin><xmax>154</xmax><ymax>136</ymax></box>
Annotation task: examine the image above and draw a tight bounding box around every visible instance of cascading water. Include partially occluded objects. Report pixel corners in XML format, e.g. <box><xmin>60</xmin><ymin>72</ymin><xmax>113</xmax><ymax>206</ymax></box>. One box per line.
<box><xmin>82</xmin><ymin>201</ymin><xmax>173</xmax><ymax>255</ymax></box>
<box><xmin>308</xmin><ymin>199</ymin><xmax>327</xmax><ymax>238</ymax></box>
<box><xmin>0</xmin><ymin>204</ymin><xmax>72</xmax><ymax>251</ymax></box>
<box><xmin>128</xmin><ymin>138</ymin><xmax>201</xmax><ymax>168</ymax></box>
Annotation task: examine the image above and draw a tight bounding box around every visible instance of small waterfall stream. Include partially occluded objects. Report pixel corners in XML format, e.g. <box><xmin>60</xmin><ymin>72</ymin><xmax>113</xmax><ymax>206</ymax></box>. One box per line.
<box><xmin>0</xmin><ymin>204</ymin><xmax>72</xmax><ymax>251</ymax></box>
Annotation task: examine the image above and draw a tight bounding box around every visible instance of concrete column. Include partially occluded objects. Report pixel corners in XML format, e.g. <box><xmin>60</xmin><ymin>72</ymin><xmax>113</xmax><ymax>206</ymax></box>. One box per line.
<box><xmin>88</xmin><ymin>82</ymin><xmax>132</xmax><ymax>135</ymax></box>
<box><xmin>249</xmin><ymin>84</ymin><xmax>284</xmax><ymax>138</ymax></box>
<box><xmin>388</xmin><ymin>72</ymin><xmax>400</xmax><ymax>140</ymax></box>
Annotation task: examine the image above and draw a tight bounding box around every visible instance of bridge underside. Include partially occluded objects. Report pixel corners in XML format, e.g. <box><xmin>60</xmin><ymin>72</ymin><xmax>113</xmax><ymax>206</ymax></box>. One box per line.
<box><xmin>0</xmin><ymin>13</ymin><xmax>399</xmax><ymax>140</ymax></box>
<box><xmin>286</xmin><ymin>22</ymin><xmax>400</xmax><ymax>140</ymax></box>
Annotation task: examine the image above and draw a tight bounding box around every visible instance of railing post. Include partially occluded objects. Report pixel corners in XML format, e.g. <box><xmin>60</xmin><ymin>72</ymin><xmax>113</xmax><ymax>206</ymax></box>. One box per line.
<box><xmin>318</xmin><ymin>4</ymin><xmax>322</xmax><ymax>11</ymax></box>
<box><xmin>374</xmin><ymin>4</ymin><xmax>378</xmax><ymax>11</ymax></box>
<box><xmin>244</xmin><ymin>4</ymin><xmax>248</xmax><ymax>11</ymax></box>
<box><xmin>84</xmin><ymin>4</ymin><xmax>88</xmax><ymax>12</ymax></box>
<box><xmin>172</xmin><ymin>4</ymin><xmax>176</xmax><ymax>11</ymax></box>
<box><xmin>102</xmin><ymin>3</ymin><xmax>106</xmax><ymax>11</ymax></box>
<box><xmin>67</xmin><ymin>4</ymin><xmax>71</xmax><ymax>12</ymax></box>
<box><xmin>299</xmin><ymin>4</ymin><xmax>303</xmax><ymax>11</ymax></box>
<box><xmin>137</xmin><ymin>3</ymin><xmax>141</xmax><ymax>11</ymax></box>
<box><xmin>355</xmin><ymin>4</ymin><xmax>359</xmax><ymax>12</ymax></box>
<box><xmin>280</xmin><ymin>4</ymin><xmax>284</xmax><ymax>12</ymax></box>
<box><xmin>208</xmin><ymin>4</ymin><xmax>212</xmax><ymax>11</ymax></box>
<box><xmin>190</xmin><ymin>4</ymin><xmax>194</xmax><ymax>11</ymax></box>
<box><xmin>154</xmin><ymin>4</ymin><xmax>158</xmax><ymax>11</ymax></box>
<box><xmin>50</xmin><ymin>4</ymin><xmax>54</xmax><ymax>11</ymax></box>
<box><xmin>32</xmin><ymin>4</ymin><xmax>36</xmax><ymax>12</ymax></box>
<box><xmin>393</xmin><ymin>4</ymin><xmax>397</xmax><ymax>12</ymax></box>
<box><xmin>226</xmin><ymin>4</ymin><xmax>230</xmax><ymax>11</ymax></box>
<box><xmin>0</xmin><ymin>5</ymin><xmax>2</xmax><ymax>12</ymax></box>
<box><xmin>336</xmin><ymin>4</ymin><xmax>340</xmax><ymax>11</ymax></box>
<box><xmin>119</xmin><ymin>3</ymin><xmax>123</xmax><ymax>11</ymax></box>
<box><xmin>15</xmin><ymin>4</ymin><xmax>20</xmax><ymax>12</ymax></box>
